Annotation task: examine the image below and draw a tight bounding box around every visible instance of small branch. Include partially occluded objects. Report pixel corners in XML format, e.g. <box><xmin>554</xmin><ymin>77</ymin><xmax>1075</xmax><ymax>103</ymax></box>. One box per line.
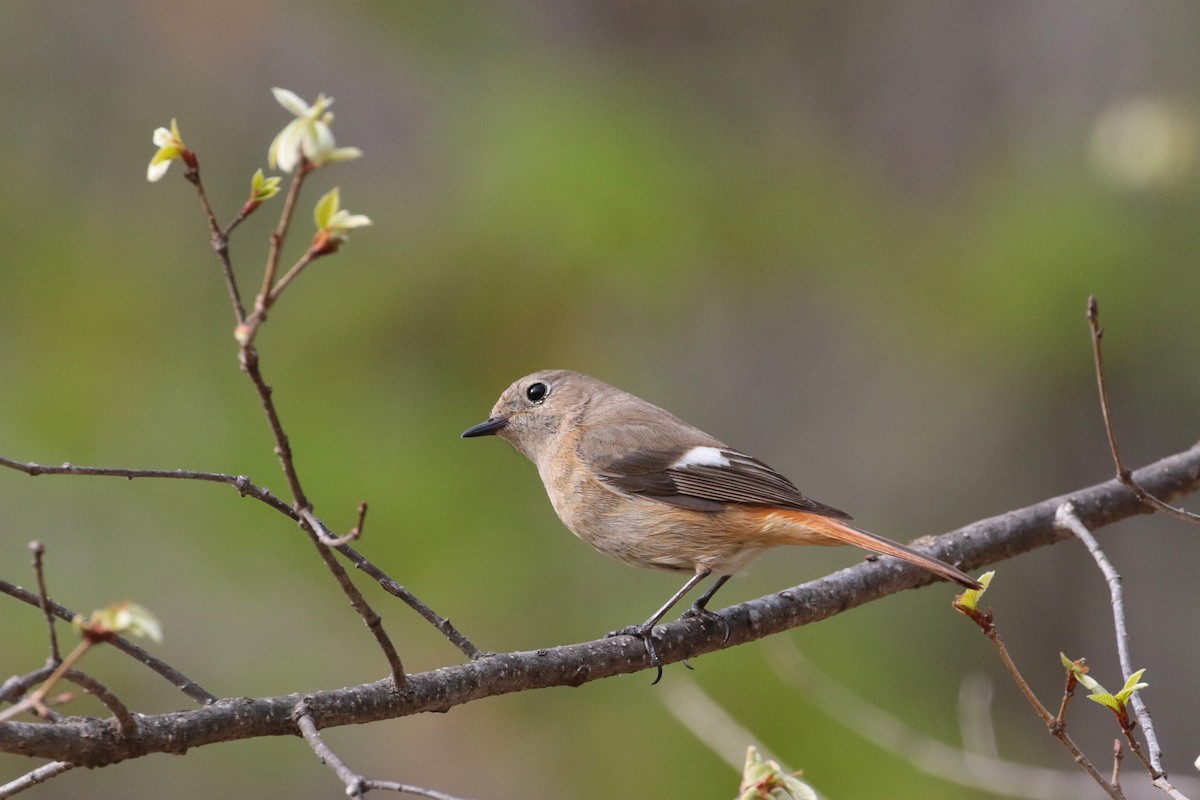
<box><xmin>1053</xmin><ymin>662</ymin><xmax>1079</xmax><ymax>731</ymax></box>
<box><xmin>256</xmin><ymin>164</ymin><xmax>309</xmax><ymax>320</ymax></box>
<box><xmin>759</xmin><ymin>640</ymin><xmax>1100</xmax><ymax>800</ymax></box>
<box><xmin>306</xmin><ymin>504</ymin><xmax>364</xmax><ymax>547</ymax></box>
<box><xmin>294</xmin><ymin>697</ymin><xmax>366</xmax><ymax>798</ymax></box>
<box><xmin>1056</xmin><ymin>504</ymin><xmax>1166</xmax><ymax>779</ymax></box>
<box><xmin>0</xmin><ymin>580</ymin><xmax>216</xmax><ymax>706</ymax></box>
<box><xmin>0</xmin><ymin>639</ymin><xmax>95</xmax><ymax>723</ymax></box>
<box><xmin>297</xmin><ymin>510</ymin><xmax>406</xmax><ymax>685</ymax></box>
<box><xmin>238</xmin><ymin>349</ymin><xmax>308</xmax><ymax>509</ymax></box>
<box><xmin>1087</xmin><ymin>297</ymin><xmax>1200</xmax><ymax>524</ymax></box>
<box><xmin>0</xmin><ymin>761</ymin><xmax>75</xmax><ymax>799</ymax></box>
<box><xmin>28</xmin><ymin>541</ymin><xmax>60</xmax><ymax>664</ymax></box>
<box><xmin>1112</xmin><ymin>740</ymin><xmax>1124</xmax><ymax>790</ymax></box>
<box><xmin>185</xmin><ymin>165</ymin><xmax>247</xmax><ymax>323</ymax></box>
<box><xmin>0</xmin><ymin>458</ymin><xmax>292</xmax><ymax>514</ymax></box>
<box><xmin>234</xmin><ymin>345</ymin><xmax>405</xmax><ymax>684</ymax></box>
<box><xmin>336</xmin><ymin>543</ymin><xmax>483</xmax><ymax>660</ymax></box>
<box><xmin>0</xmin><ymin>455</ymin><xmax>482</xmax><ymax>659</ymax></box>
<box><xmin>5</xmin><ymin>443</ymin><xmax>1200</xmax><ymax>768</ymax></box>
<box><xmin>266</xmin><ymin>248</ymin><xmax>321</xmax><ymax>307</ymax></box>
<box><xmin>295</xmin><ymin>696</ymin><xmax>477</xmax><ymax>799</ymax></box>
<box><xmin>361</xmin><ymin>781</ymin><xmax>479</xmax><ymax>800</ymax></box>
<box><xmin>58</xmin><ymin>668</ymin><xmax>139</xmax><ymax>737</ymax></box>
<box><xmin>2</xmin><ymin>665</ymin><xmax>140</xmax><ymax>737</ymax></box>
<box><xmin>954</xmin><ymin>596</ymin><xmax>1121</xmax><ymax>797</ymax></box>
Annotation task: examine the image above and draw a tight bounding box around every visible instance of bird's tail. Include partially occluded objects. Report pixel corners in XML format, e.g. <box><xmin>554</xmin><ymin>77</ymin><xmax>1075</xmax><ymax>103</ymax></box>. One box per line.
<box><xmin>769</xmin><ymin>509</ymin><xmax>981</xmax><ymax>589</ymax></box>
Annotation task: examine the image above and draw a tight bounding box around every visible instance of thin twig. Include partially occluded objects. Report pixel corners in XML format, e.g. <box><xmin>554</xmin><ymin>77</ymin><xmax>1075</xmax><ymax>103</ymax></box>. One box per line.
<box><xmin>238</xmin><ymin>349</ymin><xmax>308</xmax><ymax>509</ymax></box>
<box><xmin>336</xmin><ymin>543</ymin><xmax>483</xmax><ymax>660</ymax></box>
<box><xmin>1053</xmin><ymin>662</ymin><xmax>1079</xmax><ymax>731</ymax></box>
<box><xmin>953</xmin><ymin>598</ymin><xmax>1122</xmax><ymax>798</ymax></box>
<box><xmin>1056</xmin><ymin>503</ymin><xmax>1167</xmax><ymax>782</ymax></box>
<box><xmin>306</xmin><ymin>504</ymin><xmax>363</xmax><ymax>547</ymax></box>
<box><xmin>1112</xmin><ymin>740</ymin><xmax>1124</xmax><ymax>791</ymax></box>
<box><xmin>59</xmin><ymin>668</ymin><xmax>139</xmax><ymax>737</ymax></box>
<box><xmin>236</xmin><ymin>344</ymin><xmax>406</xmax><ymax>683</ymax></box>
<box><xmin>763</xmin><ymin>639</ymin><xmax>1103</xmax><ymax>800</ymax></box>
<box><xmin>0</xmin><ymin>639</ymin><xmax>95</xmax><ymax>723</ymax></box>
<box><xmin>297</xmin><ymin>511</ymin><xmax>406</xmax><ymax>685</ymax></box>
<box><xmin>0</xmin><ymin>580</ymin><xmax>217</xmax><ymax>705</ymax></box>
<box><xmin>0</xmin><ymin>455</ymin><xmax>482</xmax><ymax>659</ymax></box>
<box><xmin>1087</xmin><ymin>297</ymin><xmax>1200</xmax><ymax>524</ymax></box>
<box><xmin>294</xmin><ymin>698</ymin><xmax>476</xmax><ymax>799</ymax></box>
<box><xmin>0</xmin><ymin>761</ymin><xmax>75</xmax><ymax>799</ymax></box>
<box><xmin>1</xmin><ymin>666</ymin><xmax>141</xmax><ymax>737</ymax></box>
<box><xmin>0</xmin><ymin>458</ymin><xmax>291</xmax><ymax>512</ymax></box>
<box><xmin>360</xmin><ymin>781</ymin><xmax>479</xmax><ymax>800</ymax></box>
<box><xmin>185</xmin><ymin>165</ymin><xmax>246</xmax><ymax>323</ymax></box>
<box><xmin>294</xmin><ymin>697</ymin><xmax>366</xmax><ymax>798</ymax></box>
<box><xmin>257</xmin><ymin>164</ymin><xmax>309</xmax><ymax>319</ymax></box>
<box><xmin>28</xmin><ymin>541</ymin><xmax>60</xmax><ymax>664</ymax></box>
<box><xmin>265</xmin><ymin>248</ymin><xmax>321</xmax><ymax>306</ymax></box>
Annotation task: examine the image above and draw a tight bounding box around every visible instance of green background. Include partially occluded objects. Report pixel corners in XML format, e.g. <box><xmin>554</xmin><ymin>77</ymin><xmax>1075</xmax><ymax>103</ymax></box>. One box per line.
<box><xmin>2</xmin><ymin>3</ymin><xmax>1198</xmax><ymax>798</ymax></box>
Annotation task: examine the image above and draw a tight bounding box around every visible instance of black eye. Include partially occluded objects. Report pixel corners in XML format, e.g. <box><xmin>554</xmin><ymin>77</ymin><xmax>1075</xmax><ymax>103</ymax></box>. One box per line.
<box><xmin>525</xmin><ymin>381</ymin><xmax>549</xmax><ymax>404</ymax></box>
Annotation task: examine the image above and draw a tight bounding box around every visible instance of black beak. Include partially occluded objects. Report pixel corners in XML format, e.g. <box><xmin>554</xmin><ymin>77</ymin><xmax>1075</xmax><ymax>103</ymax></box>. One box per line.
<box><xmin>461</xmin><ymin>416</ymin><xmax>509</xmax><ymax>438</ymax></box>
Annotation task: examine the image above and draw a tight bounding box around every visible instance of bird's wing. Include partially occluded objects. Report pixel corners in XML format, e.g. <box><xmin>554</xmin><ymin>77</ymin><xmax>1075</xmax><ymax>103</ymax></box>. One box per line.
<box><xmin>582</xmin><ymin>426</ymin><xmax>851</xmax><ymax>519</ymax></box>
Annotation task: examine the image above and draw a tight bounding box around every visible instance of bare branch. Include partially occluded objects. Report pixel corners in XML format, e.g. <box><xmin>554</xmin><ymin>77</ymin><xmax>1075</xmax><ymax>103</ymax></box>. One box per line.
<box><xmin>1087</xmin><ymin>296</ymin><xmax>1200</xmax><ymax>524</ymax></box>
<box><xmin>335</xmin><ymin>543</ymin><xmax>483</xmax><ymax>660</ymax></box>
<box><xmin>1056</xmin><ymin>503</ymin><xmax>1189</xmax><ymax>800</ymax></box>
<box><xmin>27</xmin><ymin>542</ymin><xmax>59</xmax><ymax>665</ymax></box>
<box><xmin>360</xmin><ymin>780</ymin><xmax>479</xmax><ymax>800</ymax></box>
<box><xmin>762</xmin><ymin>639</ymin><xmax>1100</xmax><ymax>800</ymax></box>
<box><xmin>294</xmin><ymin>697</ymin><xmax>366</xmax><ymax>797</ymax></box>
<box><xmin>0</xmin><ymin>456</ymin><xmax>481</xmax><ymax>659</ymax></box>
<box><xmin>0</xmin><ymin>580</ymin><xmax>217</xmax><ymax>706</ymax></box>
<box><xmin>183</xmin><ymin>163</ymin><xmax>247</xmax><ymax>323</ymax></box>
<box><xmin>0</xmin><ymin>761</ymin><xmax>75</xmax><ymax>799</ymax></box>
<box><xmin>297</xmin><ymin>511</ymin><xmax>406</xmax><ymax>685</ymax></box>
<box><xmin>4</xmin><ymin>442</ymin><xmax>1198</xmax><ymax>768</ymax></box>
<box><xmin>0</xmin><ymin>458</ymin><xmax>292</xmax><ymax>515</ymax></box>
<box><xmin>953</xmin><ymin>596</ymin><xmax>1120</xmax><ymax>797</ymax></box>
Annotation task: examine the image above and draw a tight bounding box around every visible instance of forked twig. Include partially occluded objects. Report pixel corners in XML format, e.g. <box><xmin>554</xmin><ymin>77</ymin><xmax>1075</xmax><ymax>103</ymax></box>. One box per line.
<box><xmin>0</xmin><ymin>455</ymin><xmax>482</xmax><ymax>660</ymax></box>
<box><xmin>0</xmin><ymin>580</ymin><xmax>216</xmax><ymax>706</ymax></box>
<box><xmin>953</xmin><ymin>592</ymin><xmax>1122</xmax><ymax>798</ymax></box>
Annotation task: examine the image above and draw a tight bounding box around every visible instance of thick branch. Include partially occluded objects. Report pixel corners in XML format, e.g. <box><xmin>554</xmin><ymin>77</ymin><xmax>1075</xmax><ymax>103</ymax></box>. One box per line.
<box><xmin>3</xmin><ymin>442</ymin><xmax>1198</xmax><ymax>767</ymax></box>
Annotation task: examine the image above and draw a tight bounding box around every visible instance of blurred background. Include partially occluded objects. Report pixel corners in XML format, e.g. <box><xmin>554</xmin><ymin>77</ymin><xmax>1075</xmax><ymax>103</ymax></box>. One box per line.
<box><xmin>2</xmin><ymin>2</ymin><xmax>1199</xmax><ymax>798</ymax></box>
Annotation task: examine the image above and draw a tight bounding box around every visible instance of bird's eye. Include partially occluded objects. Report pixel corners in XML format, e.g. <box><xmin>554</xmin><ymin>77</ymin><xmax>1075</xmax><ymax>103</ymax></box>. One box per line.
<box><xmin>525</xmin><ymin>382</ymin><xmax>549</xmax><ymax>404</ymax></box>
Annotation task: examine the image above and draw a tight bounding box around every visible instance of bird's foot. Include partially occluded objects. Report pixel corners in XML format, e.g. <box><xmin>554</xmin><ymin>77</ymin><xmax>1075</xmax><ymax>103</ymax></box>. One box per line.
<box><xmin>606</xmin><ymin>624</ymin><xmax>664</xmax><ymax>685</ymax></box>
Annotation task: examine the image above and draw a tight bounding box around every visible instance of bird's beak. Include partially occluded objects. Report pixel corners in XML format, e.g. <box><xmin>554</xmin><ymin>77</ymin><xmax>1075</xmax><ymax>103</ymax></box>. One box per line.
<box><xmin>461</xmin><ymin>416</ymin><xmax>509</xmax><ymax>438</ymax></box>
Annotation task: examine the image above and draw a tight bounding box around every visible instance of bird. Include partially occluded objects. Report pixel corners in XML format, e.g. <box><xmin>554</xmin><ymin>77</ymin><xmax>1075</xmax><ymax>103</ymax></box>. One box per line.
<box><xmin>462</xmin><ymin>369</ymin><xmax>980</xmax><ymax>681</ymax></box>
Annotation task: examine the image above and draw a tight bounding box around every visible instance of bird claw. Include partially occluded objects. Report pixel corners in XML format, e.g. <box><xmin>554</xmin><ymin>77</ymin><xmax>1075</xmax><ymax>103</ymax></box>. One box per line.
<box><xmin>607</xmin><ymin>624</ymin><xmax>664</xmax><ymax>684</ymax></box>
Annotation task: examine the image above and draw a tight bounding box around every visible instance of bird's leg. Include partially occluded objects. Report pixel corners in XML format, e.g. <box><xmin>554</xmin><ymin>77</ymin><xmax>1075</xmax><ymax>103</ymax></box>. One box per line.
<box><xmin>608</xmin><ymin>567</ymin><xmax>712</xmax><ymax>684</ymax></box>
<box><xmin>682</xmin><ymin>573</ymin><xmax>732</xmax><ymax>643</ymax></box>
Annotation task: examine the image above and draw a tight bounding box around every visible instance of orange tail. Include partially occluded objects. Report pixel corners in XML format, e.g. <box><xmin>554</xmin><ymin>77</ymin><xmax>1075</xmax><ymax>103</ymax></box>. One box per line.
<box><xmin>772</xmin><ymin>510</ymin><xmax>981</xmax><ymax>589</ymax></box>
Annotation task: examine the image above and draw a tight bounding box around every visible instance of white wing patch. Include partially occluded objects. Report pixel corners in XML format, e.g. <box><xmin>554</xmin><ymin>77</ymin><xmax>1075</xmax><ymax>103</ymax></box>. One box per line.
<box><xmin>671</xmin><ymin>446</ymin><xmax>731</xmax><ymax>470</ymax></box>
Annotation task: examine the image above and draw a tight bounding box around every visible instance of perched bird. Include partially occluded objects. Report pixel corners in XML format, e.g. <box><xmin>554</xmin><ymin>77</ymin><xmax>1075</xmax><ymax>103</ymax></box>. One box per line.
<box><xmin>463</xmin><ymin>369</ymin><xmax>979</xmax><ymax>680</ymax></box>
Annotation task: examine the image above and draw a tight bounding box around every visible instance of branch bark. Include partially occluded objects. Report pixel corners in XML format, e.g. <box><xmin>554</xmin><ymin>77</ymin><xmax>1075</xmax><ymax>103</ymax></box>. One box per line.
<box><xmin>3</xmin><ymin>441</ymin><xmax>1199</xmax><ymax>767</ymax></box>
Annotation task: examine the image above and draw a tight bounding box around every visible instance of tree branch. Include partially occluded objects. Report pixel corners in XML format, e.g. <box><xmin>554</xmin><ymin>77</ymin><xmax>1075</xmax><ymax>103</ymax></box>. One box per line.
<box><xmin>4</xmin><ymin>441</ymin><xmax>1198</xmax><ymax>767</ymax></box>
